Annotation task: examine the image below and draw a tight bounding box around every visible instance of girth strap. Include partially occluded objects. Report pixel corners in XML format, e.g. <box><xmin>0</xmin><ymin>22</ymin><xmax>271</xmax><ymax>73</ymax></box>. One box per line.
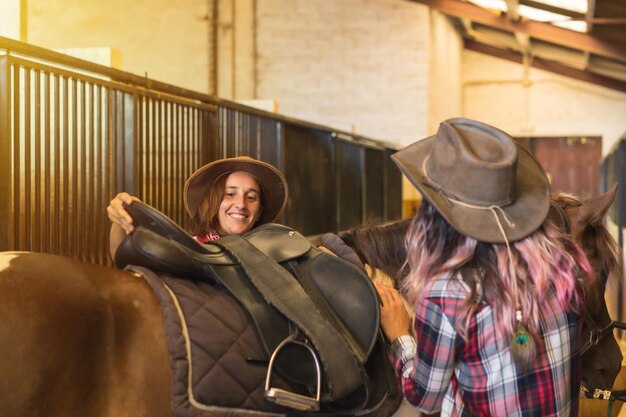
<box><xmin>215</xmin><ymin>234</ymin><xmax>365</xmax><ymax>401</ymax></box>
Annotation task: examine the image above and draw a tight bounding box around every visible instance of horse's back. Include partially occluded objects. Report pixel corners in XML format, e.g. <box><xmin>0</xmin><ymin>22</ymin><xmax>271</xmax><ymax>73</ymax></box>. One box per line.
<box><xmin>0</xmin><ymin>252</ymin><xmax>172</xmax><ymax>417</ymax></box>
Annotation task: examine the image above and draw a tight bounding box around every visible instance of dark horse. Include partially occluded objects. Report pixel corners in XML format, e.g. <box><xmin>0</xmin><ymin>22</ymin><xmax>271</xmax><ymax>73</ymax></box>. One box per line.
<box><xmin>340</xmin><ymin>188</ymin><xmax>624</xmax><ymax>415</ymax></box>
<box><xmin>0</xmin><ymin>189</ymin><xmax>621</xmax><ymax>417</ymax></box>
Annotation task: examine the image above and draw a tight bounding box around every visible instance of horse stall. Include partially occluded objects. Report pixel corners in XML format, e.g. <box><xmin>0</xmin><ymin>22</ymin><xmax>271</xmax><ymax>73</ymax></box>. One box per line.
<box><xmin>0</xmin><ymin>35</ymin><xmax>402</xmax><ymax>265</ymax></box>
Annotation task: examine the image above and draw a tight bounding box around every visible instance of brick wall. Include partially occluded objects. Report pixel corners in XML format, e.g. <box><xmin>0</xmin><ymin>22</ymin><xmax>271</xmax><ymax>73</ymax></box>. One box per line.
<box><xmin>462</xmin><ymin>50</ymin><xmax>626</xmax><ymax>156</ymax></box>
<box><xmin>27</xmin><ymin>0</ymin><xmax>210</xmax><ymax>93</ymax></box>
<box><xmin>255</xmin><ymin>0</ymin><xmax>431</xmax><ymax>146</ymax></box>
<box><xmin>427</xmin><ymin>9</ymin><xmax>463</xmax><ymax>134</ymax></box>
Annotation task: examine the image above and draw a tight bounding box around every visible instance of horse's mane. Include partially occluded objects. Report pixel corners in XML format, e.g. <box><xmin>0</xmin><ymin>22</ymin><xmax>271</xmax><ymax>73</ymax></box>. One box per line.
<box><xmin>551</xmin><ymin>192</ymin><xmax>622</xmax><ymax>284</ymax></box>
<box><xmin>339</xmin><ymin>219</ymin><xmax>411</xmax><ymax>286</ymax></box>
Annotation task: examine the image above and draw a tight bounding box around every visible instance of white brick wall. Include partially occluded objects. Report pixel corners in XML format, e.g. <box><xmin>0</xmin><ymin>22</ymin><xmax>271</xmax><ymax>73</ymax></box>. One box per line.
<box><xmin>24</xmin><ymin>1</ymin><xmax>625</xmax><ymax>154</ymax></box>
<box><xmin>462</xmin><ymin>50</ymin><xmax>626</xmax><ymax>155</ymax></box>
<box><xmin>0</xmin><ymin>0</ymin><xmax>22</xmax><ymax>40</ymax></box>
<box><xmin>256</xmin><ymin>0</ymin><xmax>430</xmax><ymax>146</ymax></box>
<box><xmin>27</xmin><ymin>0</ymin><xmax>210</xmax><ymax>94</ymax></box>
<box><xmin>427</xmin><ymin>10</ymin><xmax>463</xmax><ymax>134</ymax></box>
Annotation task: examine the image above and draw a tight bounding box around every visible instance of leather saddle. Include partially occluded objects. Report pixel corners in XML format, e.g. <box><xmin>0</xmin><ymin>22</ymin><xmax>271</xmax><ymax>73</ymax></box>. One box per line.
<box><xmin>114</xmin><ymin>202</ymin><xmax>381</xmax><ymax>412</ymax></box>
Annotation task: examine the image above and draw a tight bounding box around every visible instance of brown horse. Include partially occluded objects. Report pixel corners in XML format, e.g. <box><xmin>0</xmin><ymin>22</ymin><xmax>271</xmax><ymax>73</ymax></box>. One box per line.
<box><xmin>339</xmin><ymin>188</ymin><xmax>624</xmax><ymax>412</ymax></box>
<box><xmin>0</xmin><ymin>252</ymin><xmax>172</xmax><ymax>417</ymax></box>
<box><xmin>0</xmin><ymin>240</ymin><xmax>398</xmax><ymax>416</ymax></box>
<box><xmin>0</xmin><ymin>189</ymin><xmax>621</xmax><ymax>417</ymax></box>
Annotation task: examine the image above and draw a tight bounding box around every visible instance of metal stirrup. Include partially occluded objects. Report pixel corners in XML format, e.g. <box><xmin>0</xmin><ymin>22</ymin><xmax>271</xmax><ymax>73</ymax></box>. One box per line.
<box><xmin>264</xmin><ymin>335</ymin><xmax>322</xmax><ymax>411</ymax></box>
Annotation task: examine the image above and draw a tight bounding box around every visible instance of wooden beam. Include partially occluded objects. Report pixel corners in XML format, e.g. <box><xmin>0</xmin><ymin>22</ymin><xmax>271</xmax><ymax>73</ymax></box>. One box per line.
<box><xmin>583</xmin><ymin>0</ymin><xmax>595</xmax><ymax>68</ymax></box>
<box><xmin>519</xmin><ymin>0</ymin><xmax>586</xmax><ymax>19</ymax></box>
<box><xmin>411</xmin><ymin>0</ymin><xmax>626</xmax><ymax>62</ymax></box>
<box><xmin>505</xmin><ymin>0</ymin><xmax>531</xmax><ymax>54</ymax></box>
<box><xmin>505</xmin><ymin>0</ymin><xmax>521</xmax><ymax>21</ymax></box>
<box><xmin>587</xmin><ymin>0</ymin><xmax>596</xmax><ymax>33</ymax></box>
<box><xmin>464</xmin><ymin>39</ymin><xmax>626</xmax><ymax>93</ymax></box>
<box><xmin>585</xmin><ymin>18</ymin><xmax>626</xmax><ymax>24</ymax></box>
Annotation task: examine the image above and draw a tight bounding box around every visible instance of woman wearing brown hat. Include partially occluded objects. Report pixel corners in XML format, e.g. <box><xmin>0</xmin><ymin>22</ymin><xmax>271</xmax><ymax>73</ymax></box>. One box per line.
<box><xmin>376</xmin><ymin>118</ymin><xmax>591</xmax><ymax>416</ymax></box>
<box><xmin>107</xmin><ymin>156</ymin><xmax>288</xmax><ymax>258</ymax></box>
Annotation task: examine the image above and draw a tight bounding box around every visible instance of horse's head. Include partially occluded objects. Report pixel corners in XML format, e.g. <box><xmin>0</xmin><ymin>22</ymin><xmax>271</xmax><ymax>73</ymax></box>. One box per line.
<box><xmin>550</xmin><ymin>184</ymin><xmax>623</xmax><ymax>392</ymax></box>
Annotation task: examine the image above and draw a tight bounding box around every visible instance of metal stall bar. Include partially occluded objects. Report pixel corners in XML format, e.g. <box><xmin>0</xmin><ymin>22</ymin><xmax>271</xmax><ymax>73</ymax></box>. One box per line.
<box><xmin>0</xmin><ymin>56</ymin><xmax>11</xmax><ymax>251</ymax></box>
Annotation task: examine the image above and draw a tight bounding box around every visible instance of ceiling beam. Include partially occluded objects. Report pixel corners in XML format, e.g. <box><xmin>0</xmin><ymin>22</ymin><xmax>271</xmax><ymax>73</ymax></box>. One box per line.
<box><xmin>504</xmin><ymin>0</ymin><xmax>532</xmax><ymax>53</ymax></box>
<box><xmin>582</xmin><ymin>0</ymin><xmax>596</xmax><ymax>69</ymax></box>
<box><xmin>464</xmin><ymin>38</ymin><xmax>626</xmax><ymax>93</ymax></box>
<box><xmin>411</xmin><ymin>0</ymin><xmax>626</xmax><ymax>62</ymax></box>
<box><xmin>519</xmin><ymin>0</ymin><xmax>586</xmax><ymax>19</ymax></box>
<box><xmin>505</xmin><ymin>0</ymin><xmax>521</xmax><ymax>21</ymax></box>
<box><xmin>586</xmin><ymin>18</ymin><xmax>626</xmax><ymax>24</ymax></box>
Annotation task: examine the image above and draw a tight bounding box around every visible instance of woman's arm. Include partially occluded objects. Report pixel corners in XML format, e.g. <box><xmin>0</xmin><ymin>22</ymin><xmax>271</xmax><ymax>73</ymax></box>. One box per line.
<box><xmin>106</xmin><ymin>192</ymin><xmax>140</xmax><ymax>259</ymax></box>
<box><xmin>377</xmin><ymin>283</ymin><xmax>456</xmax><ymax>414</ymax></box>
<box><xmin>398</xmin><ymin>298</ymin><xmax>456</xmax><ymax>413</ymax></box>
<box><xmin>376</xmin><ymin>283</ymin><xmax>412</xmax><ymax>341</ymax></box>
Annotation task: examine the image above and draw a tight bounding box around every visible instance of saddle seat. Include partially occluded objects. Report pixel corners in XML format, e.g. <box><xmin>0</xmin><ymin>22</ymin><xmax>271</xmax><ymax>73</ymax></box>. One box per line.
<box><xmin>114</xmin><ymin>202</ymin><xmax>381</xmax><ymax>411</ymax></box>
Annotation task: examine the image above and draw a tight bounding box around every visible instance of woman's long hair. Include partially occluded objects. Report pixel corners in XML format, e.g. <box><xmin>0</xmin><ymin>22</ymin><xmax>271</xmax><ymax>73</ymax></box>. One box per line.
<box><xmin>187</xmin><ymin>174</ymin><xmax>229</xmax><ymax>237</ymax></box>
<box><xmin>402</xmin><ymin>200</ymin><xmax>593</xmax><ymax>346</ymax></box>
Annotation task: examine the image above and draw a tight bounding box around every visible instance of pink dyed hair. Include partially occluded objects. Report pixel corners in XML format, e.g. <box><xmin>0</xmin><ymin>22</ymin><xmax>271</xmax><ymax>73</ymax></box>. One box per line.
<box><xmin>402</xmin><ymin>200</ymin><xmax>593</xmax><ymax>343</ymax></box>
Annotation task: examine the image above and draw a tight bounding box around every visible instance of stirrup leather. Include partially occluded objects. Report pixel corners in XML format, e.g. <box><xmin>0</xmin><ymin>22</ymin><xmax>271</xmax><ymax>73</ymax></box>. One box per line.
<box><xmin>264</xmin><ymin>335</ymin><xmax>322</xmax><ymax>411</ymax></box>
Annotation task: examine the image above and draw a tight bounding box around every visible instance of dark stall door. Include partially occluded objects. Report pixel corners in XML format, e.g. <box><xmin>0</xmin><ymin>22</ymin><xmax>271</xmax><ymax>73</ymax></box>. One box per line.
<box><xmin>517</xmin><ymin>137</ymin><xmax>602</xmax><ymax>198</ymax></box>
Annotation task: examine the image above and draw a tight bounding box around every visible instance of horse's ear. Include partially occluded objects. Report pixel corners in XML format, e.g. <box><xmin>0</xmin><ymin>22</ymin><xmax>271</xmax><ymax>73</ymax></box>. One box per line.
<box><xmin>570</xmin><ymin>183</ymin><xmax>618</xmax><ymax>227</ymax></box>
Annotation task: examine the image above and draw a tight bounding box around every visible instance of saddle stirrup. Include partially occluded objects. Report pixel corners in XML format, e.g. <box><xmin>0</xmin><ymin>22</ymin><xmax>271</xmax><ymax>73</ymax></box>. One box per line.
<box><xmin>264</xmin><ymin>335</ymin><xmax>322</xmax><ymax>411</ymax></box>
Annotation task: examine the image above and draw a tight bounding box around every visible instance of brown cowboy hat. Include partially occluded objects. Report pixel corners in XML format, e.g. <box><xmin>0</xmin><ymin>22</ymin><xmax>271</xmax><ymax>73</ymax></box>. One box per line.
<box><xmin>392</xmin><ymin>118</ymin><xmax>550</xmax><ymax>243</ymax></box>
<box><xmin>184</xmin><ymin>156</ymin><xmax>288</xmax><ymax>224</ymax></box>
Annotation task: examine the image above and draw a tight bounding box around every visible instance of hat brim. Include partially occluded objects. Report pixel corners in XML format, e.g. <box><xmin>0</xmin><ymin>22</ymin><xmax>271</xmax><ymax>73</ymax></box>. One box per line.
<box><xmin>184</xmin><ymin>158</ymin><xmax>288</xmax><ymax>225</ymax></box>
<box><xmin>392</xmin><ymin>136</ymin><xmax>550</xmax><ymax>243</ymax></box>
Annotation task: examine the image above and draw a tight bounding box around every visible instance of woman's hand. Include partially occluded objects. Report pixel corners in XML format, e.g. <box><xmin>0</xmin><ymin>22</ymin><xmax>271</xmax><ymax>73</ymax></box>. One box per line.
<box><xmin>107</xmin><ymin>192</ymin><xmax>139</xmax><ymax>235</ymax></box>
<box><xmin>375</xmin><ymin>283</ymin><xmax>412</xmax><ymax>343</ymax></box>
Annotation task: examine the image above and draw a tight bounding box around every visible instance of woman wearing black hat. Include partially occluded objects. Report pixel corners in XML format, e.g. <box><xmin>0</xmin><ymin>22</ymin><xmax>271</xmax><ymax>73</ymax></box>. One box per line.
<box><xmin>107</xmin><ymin>156</ymin><xmax>288</xmax><ymax>259</ymax></box>
<box><xmin>377</xmin><ymin>118</ymin><xmax>591</xmax><ymax>416</ymax></box>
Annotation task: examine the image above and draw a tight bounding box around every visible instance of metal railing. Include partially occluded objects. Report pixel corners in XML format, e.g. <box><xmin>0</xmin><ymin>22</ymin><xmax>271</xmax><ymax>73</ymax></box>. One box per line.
<box><xmin>0</xmin><ymin>36</ymin><xmax>402</xmax><ymax>266</ymax></box>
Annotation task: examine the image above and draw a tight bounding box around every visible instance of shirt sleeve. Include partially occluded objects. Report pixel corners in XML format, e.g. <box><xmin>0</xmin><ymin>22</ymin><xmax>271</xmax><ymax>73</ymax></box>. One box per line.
<box><xmin>389</xmin><ymin>298</ymin><xmax>457</xmax><ymax>413</ymax></box>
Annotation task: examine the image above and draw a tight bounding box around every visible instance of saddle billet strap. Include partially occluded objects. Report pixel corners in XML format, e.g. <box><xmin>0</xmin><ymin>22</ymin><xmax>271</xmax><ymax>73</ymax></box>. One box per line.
<box><xmin>215</xmin><ymin>234</ymin><xmax>366</xmax><ymax>402</ymax></box>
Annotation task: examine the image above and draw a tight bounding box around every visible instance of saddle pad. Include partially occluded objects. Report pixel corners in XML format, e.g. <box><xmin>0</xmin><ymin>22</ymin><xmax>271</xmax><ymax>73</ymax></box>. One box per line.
<box><xmin>130</xmin><ymin>266</ymin><xmax>290</xmax><ymax>417</ymax></box>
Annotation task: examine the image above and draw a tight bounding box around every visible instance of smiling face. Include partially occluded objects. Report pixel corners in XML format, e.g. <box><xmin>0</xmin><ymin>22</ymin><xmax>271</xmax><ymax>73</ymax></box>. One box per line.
<box><xmin>217</xmin><ymin>171</ymin><xmax>262</xmax><ymax>235</ymax></box>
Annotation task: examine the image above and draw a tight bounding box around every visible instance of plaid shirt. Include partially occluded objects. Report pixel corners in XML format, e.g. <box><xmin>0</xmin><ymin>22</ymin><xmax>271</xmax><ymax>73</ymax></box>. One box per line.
<box><xmin>391</xmin><ymin>272</ymin><xmax>582</xmax><ymax>416</ymax></box>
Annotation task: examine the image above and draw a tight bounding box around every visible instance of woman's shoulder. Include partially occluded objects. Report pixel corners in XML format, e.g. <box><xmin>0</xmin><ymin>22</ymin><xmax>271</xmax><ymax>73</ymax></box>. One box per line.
<box><xmin>426</xmin><ymin>272</ymin><xmax>471</xmax><ymax>300</ymax></box>
<box><xmin>421</xmin><ymin>272</ymin><xmax>479</xmax><ymax>326</ymax></box>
